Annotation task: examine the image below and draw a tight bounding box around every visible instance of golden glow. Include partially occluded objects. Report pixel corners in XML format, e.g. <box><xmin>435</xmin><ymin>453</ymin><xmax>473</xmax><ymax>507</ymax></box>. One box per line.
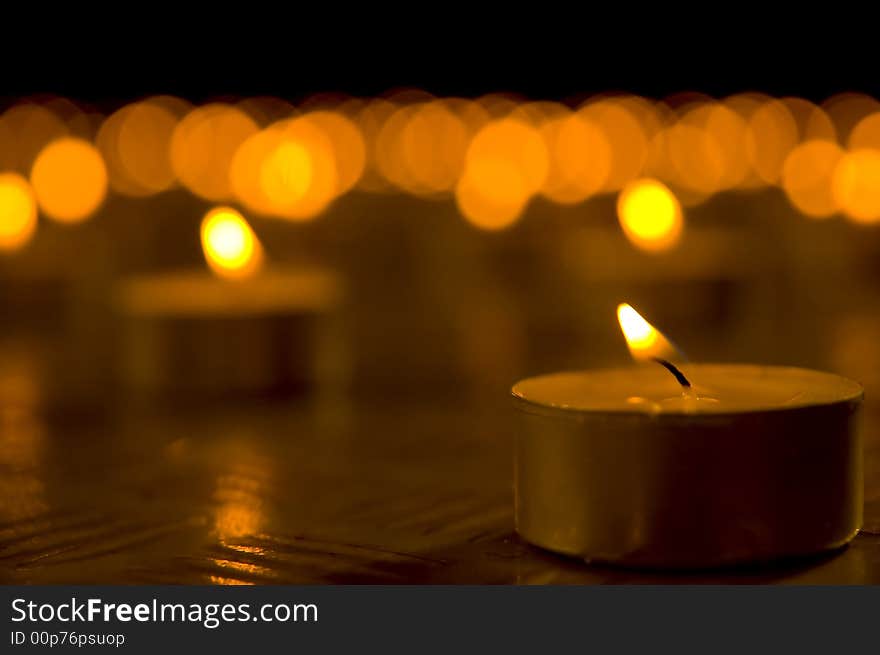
<box><xmin>12</xmin><ymin>91</ymin><xmax>880</xmax><ymax>246</ymax></box>
<box><xmin>657</xmin><ymin>99</ymin><xmax>755</xmax><ymax>196</ymax></box>
<box><xmin>469</xmin><ymin>118</ymin><xmax>548</xmax><ymax>193</ymax></box>
<box><xmin>617</xmin><ymin>303</ymin><xmax>678</xmax><ymax>362</ymax></box>
<box><xmin>848</xmin><ymin>112</ymin><xmax>880</xmax><ymax>150</ymax></box>
<box><xmin>261</xmin><ymin>140</ymin><xmax>314</xmax><ymax>206</ymax></box>
<box><xmin>253</xmin><ymin>116</ymin><xmax>339</xmax><ymax>220</ymax></box>
<box><xmin>200</xmin><ymin>207</ymin><xmax>264</xmax><ymax>279</ymax></box>
<box><xmin>0</xmin><ymin>103</ymin><xmax>69</xmax><ymax>174</ymax></box>
<box><xmin>401</xmin><ymin>101</ymin><xmax>471</xmax><ymax>194</ymax></box>
<box><xmin>456</xmin><ymin>157</ymin><xmax>530</xmax><ymax>230</ymax></box>
<box><xmin>214</xmin><ymin>504</ymin><xmax>263</xmax><ymax>541</ymax></box>
<box><xmin>213</xmin><ymin>468</ymin><xmax>265</xmax><ymax>541</ymax></box>
<box><xmin>617</xmin><ymin>303</ymin><xmax>658</xmax><ymax>353</ymax></box>
<box><xmin>0</xmin><ymin>173</ymin><xmax>38</xmax><ymax>251</ymax></box>
<box><xmin>832</xmin><ymin>148</ymin><xmax>880</xmax><ymax>224</ymax></box>
<box><xmin>781</xmin><ymin>140</ymin><xmax>843</xmax><ymax>219</ymax></box>
<box><xmin>210</xmin><ymin>439</ymin><xmax>271</xmax><ymax>545</ymax></box>
<box><xmin>304</xmin><ymin>110</ymin><xmax>365</xmax><ymax>194</ymax></box>
<box><xmin>97</xmin><ymin>105</ymin><xmax>151</xmax><ymax>197</ymax></box>
<box><xmin>171</xmin><ymin>104</ymin><xmax>259</xmax><ymax>201</ymax></box>
<box><xmin>375</xmin><ymin>104</ymin><xmax>422</xmax><ymax>193</ymax></box>
<box><xmin>230</xmin><ymin>126</ymin><xmax>282</xmax><ymax>217</ymax></box>
<box><xmin>781</xmin><ymin>97</ymin><xmax>836</xmax><ymax>142</ymax></box>
<box><xmin>373</xmin><ymin>98</ymin><xmax>477</xmax><ymax>196</ymax></box>
<box><xmin>579</xmin><ymin>99</ymin><xmax>649</xmax><ymax>191</ymax></box>
<box><xmin>30</xmin><ymin>137</ymin><xmax>108</xmax><ymax>223</ymax></box>
<box><xmin>664</xmin><ymin>109</ymin><xmax>725</xmax><ymax>196</ymax></box>
<box><xmin>705</xmin><ymin>101</ymin><xmax>752</xmax><ymax>190</ymax></box>
<box><xmin>746</xmin><ymin>99</ymin><xmax>799</xmax><ymax>184</ymax></box>
<box><xmin>115</xmin><ymin>98</ymin><xmax>184</xmax><ymax>194</ymax></box>
<box><xmin>540</xmin><ymin>111</ymin><xmax>611</xmax><ymax>204</ymax></box>
<box><xmin>353</xmin><ymin>99</ymin><xmax>400</xmax><ymax>192</ymax></box>
<box><xmin>455</xmin><ymin>118</ymin><xmax>548</xmax><ymax>230</ymax></box>
<box><xmin>616</xmin><ymin>178</ymin><xmax>683</xmax><ymax>252</ymax></box>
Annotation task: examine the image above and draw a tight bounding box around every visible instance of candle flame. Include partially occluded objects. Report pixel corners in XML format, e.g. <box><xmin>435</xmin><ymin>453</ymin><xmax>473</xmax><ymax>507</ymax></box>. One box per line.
<box><xmin>200</xmin><ymin>207</ymin><xmax>264</xmax><ymax>280</ymax></box>
<box><xmin>617</xmin><ymin>303</ymin><xmax>678</xmax><ymax>362</ymax></box>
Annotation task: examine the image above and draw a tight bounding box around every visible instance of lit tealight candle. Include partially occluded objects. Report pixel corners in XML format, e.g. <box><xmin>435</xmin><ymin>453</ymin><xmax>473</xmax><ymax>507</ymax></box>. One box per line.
<box><xmin>115</xmin><ymin>207</ymin><xmax>345</xmax><ymax>401</ymax></box>
<box><xmin>512</xmin><ymin>303</ymin><xmax>863</xmax><ymax>569</ymax></box>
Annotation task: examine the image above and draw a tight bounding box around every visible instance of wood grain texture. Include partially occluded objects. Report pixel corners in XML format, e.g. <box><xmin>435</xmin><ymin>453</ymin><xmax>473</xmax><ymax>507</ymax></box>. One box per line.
<box><xmin>1</xmin><ymin>398</ymin><xmax>878</xmax><ymax>584</ymax></box>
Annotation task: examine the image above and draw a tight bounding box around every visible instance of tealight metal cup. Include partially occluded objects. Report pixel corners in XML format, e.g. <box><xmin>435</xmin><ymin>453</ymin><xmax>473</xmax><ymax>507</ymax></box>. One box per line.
<box><xmin>512</xmin><ymin>369</ymin><xmax>864</xmax><ymax>569</ymax></box>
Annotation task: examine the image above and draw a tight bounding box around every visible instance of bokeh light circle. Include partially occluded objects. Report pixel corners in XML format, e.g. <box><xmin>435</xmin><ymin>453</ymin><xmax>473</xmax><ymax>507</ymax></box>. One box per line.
<box><xmin>617</xmin><ymin>178</ymin><xmax>683</xmax><ymax>252</ymax></box>
<box><xmin>540</xmin><ymin>111</ymin><xmax>611</xmax><ymax>204</ymax></box>
<box><xmin>30</xmin><ymin>137</ymin><xmax>108</xmax><ymax>223</ymax></box>
<box><xmin>781</xmin><ymin>140</ymin><xmax>843</xmax><ymax>219</ymax></box>
<box><xmin>0</xmin><ymin>173</ymin><xmax>38</xmax><ymax>251</ymax></box>
<box><xmin>455</xmin><ymin>118</ymin><xmax>548</xmax><ymax>230</ymax></box>
<box><xmin>832</xmin><ymin>148</ymin><xmax>880</xmax><ymax>224</ymax></box>
<box><xmin>116</xmin><ymin>99</ymin><xmax>183</xmax><ymax>194</ymax></box>
<box><xmin>171</xmin><ymin>104</ymin><xmax>259</xmax><ymax>201</ymax></box>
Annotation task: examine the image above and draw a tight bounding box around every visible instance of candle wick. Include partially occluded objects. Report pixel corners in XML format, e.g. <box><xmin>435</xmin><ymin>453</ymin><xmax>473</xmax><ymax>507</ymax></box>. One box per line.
<box><xmin>653</xmin><ymin>358</ymin><xmax>691</xmax><ymax>388</ymax></box>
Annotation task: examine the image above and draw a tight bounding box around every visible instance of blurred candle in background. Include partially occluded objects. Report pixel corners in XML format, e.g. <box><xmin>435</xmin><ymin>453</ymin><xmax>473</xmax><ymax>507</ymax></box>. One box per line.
<box><xmin>114</xmin><ymin>206</ymin><xmax>347</xmax><ymax>404</ymax></box>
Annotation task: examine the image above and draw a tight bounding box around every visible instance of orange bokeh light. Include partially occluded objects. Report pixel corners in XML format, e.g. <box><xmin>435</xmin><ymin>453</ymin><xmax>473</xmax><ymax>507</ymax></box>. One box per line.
<box><xmin>171</xmin><ymin>104</ymin><xmax>259</xmax><ymax>201</ymax></box>
<box><xmin>374</xmin><ymin>103</ymin><xmax>422</xmax><ymax>194</ymax></box>
<box><xmin>401</xmin><ymin>101</ymin><xmax>472</xmax><ymax>195</ymax></box>
<box><xmin>0</xmin><ymin>103</ymin><xmax>69</xmax><ymax>174</ymax></box>
<box><xmin>781</xmin><ymin>140</ymin><xmax>843</xmax><ymax>219</ymax></box>
<box><xmin>705</xmin><ymin>100</ymin><xmax>753</xmax><ymax>190</ymax></box>
<box><xmin>832</xmin><ymin>148</ymin><xmax>880</xmax><ymax>224</ymax></box>
<box><xmin>97</xmin><ymin>104</ymin><xmax>151</xmax><ymax>197</ymax></box>
<box><xmin>303</xmin><ymin>110</ymin><xmax>365</xmax><ymax>194</ymax></box>
<box><xmin>781</xmin><ymin>97</ymin><xmax>836</xmax><ymax>143</ymax></box>
<box><xmin>664</xmin><ymin>104</ymin><xmax>727</xmax><ymax>197</ymax></box>
<box><xmin>0</xmin><ymin>173</ymin><xmax>38</xmax><ymax>251</ymax></box>
<box><xmin>539</xmin><ymin>111</ymin><xmax>611</xmax><ymax>204</ymax></box>
<box><xmin>30</xmin><ymin>137</ymin><xmax>108</xmax><ymax>223</ymax></box>
<box><xmin>617</xmin><ymin>178</ymin><xmax>683</xmax><ymax>252</ymax></box>
<box><xmin>5</xmin><ymin>92</ymin><xmax>880</xmax><ymax>239</ymax></box>
<box><xmin>848</xmin><ymin>112</ymin><xmax>880</xmax><ymax>150</ymax></box>
<box><xmin>456</xmin><ymin>157</ymin><xmax>531</xmax><ymax>231</ymax></box>
<box><xmin>353</xmin><ymin>99</ymin><xmax>400</xmax><ymax>193</ymax></box>
<box><xmin>116</xmin><ymin>98</ymin><xmax>186</xmax><ymax>195</ymax></box>
<box><xmin>455</xmin><ymin>118</ymin><xmax>548</xmax><ymax>230</ymax></box>
<box><xmin>578</xmin><ymin>98</ymin><xmax>649</xmax><ymax>192</ymax></box>
<box><xmin>468</xmin><ymin>118</ymin><xmax>548</xmax><ymax>193</ymax></box>
<box><xmin>231</xmin><ymin>116</ymin><xmax>339</xmax><ymax>221</ymax></box>
<box><xmin>746</xmin><ymin>99</ymin><xmax>799</xmax><ymax>185</ymax></box>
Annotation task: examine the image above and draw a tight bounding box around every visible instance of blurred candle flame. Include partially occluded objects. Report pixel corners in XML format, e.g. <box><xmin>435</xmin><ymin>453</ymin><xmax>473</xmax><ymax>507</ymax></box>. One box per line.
<box><xmin>0</xmin><ymin>173</ymin><xmax>38</xmax><ymax>251</ymax></box>
<box><xmin>30</xmin><ymin>137</ymin><xmax>108</xmax><ymax>223</ymax></box>
<box><xmin>616</xmin><ymin>178</ymin><xmax>683</xmax><ymax>252</ymax></box>
<box><xmin>617</xmin><ymin>303</ymin><xmax>678</xmax><ymax>362</ymax></box>
<box><xmin>200</xmin><ymin>207</ymin><xmax>264</xmax><ymax>280</ymax></box>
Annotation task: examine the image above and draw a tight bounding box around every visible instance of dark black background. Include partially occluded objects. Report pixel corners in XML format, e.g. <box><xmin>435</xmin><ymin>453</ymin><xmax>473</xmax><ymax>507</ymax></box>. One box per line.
<box><xmin>1</xmin><ymin>22</ymin><xmax>873</xmax><ymax>104</ymax></box>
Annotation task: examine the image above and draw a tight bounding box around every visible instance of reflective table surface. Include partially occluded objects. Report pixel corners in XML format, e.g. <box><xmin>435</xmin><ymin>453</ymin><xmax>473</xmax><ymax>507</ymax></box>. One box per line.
<box><xmin>1</xmin><ymin>397</ymin><xmax>878</xmax><ymax>584</ymax></box>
